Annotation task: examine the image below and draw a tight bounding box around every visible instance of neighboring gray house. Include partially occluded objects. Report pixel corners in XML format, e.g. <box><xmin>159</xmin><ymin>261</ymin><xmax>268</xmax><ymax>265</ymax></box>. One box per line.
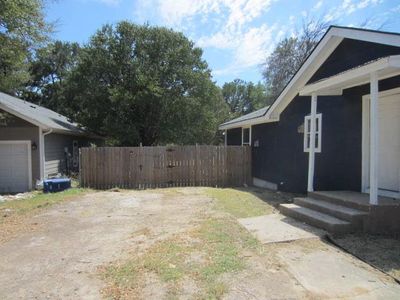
<box><xmin>0</xmin><ymin>92</ymin><xmax>102</xmax><ymax>193</ymax></box>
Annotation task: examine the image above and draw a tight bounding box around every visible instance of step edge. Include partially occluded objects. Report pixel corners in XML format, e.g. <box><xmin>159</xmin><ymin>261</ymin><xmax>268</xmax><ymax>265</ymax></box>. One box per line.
<box><xmin>294</xmin><ymin>197</ymin><xmax>368</xmax><ymax>216</ymax></box>
<box><xmin>279</xmin><ymin>204</ymin><xmax>351</xmax><ymax>226</ymax></box>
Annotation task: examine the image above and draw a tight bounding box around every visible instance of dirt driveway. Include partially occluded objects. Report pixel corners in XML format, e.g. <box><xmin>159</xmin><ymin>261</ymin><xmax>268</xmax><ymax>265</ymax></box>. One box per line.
<box><xmin>0</xmin><ymin>187</ymin><xmax>399</xmax><ymax>299</ymax></box>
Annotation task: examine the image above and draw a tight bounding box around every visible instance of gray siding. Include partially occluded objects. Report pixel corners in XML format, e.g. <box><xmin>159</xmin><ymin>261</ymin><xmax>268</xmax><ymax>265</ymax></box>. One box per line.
<box><xmin>44</xmin><ymin>133</ymin><xmax>99</xmax><ymax>177</ymax></box>
<box><xmin>0</xmin><ymin>110</ymin><xmax>41</xmax><ymax>185</ymax></box>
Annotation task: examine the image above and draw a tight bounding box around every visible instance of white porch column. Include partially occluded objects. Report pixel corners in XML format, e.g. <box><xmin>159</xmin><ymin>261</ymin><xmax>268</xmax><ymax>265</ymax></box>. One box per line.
<box><xmin>369</xmin><ymin>72</ymin><xmax>379</xmax><ymax>205</ymax></box>
<box><xmin>307</xmin><ymin>93</ymin><xmax>317</xmax><ymax>192</ymax></box>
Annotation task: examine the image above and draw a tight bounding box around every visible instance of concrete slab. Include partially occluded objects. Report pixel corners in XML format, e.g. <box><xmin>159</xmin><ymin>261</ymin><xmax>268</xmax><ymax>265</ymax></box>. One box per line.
<box><xmin>278</xmin><ymin>244</ymin><xmax>400</xmax><ymax>299</ymax></box>
<box><xmin>238</xmin><ymin>213</ymin><xmax>324</xmax><ymax>244</ymax></box>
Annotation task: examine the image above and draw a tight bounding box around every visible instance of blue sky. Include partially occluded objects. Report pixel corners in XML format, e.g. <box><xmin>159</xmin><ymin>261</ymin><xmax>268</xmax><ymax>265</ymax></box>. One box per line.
<box><xmin>46</xmin><ymin>0</ymin><xmax>400</xmax><ymax>86</ymax></box>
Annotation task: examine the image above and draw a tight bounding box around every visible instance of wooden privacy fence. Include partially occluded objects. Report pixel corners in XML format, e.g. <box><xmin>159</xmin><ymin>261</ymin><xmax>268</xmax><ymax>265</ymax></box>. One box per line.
<box><xmin>80</xmin><ymin>145</ymin><xmax>251</xmax><ymax>189</ymax></box>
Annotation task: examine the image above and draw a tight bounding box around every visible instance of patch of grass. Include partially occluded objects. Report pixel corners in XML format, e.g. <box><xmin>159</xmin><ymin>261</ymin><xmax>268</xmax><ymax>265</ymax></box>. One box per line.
<box><xmin>102</xmin><ymin>216</ymin><xmax>261</xmax><ymax>299</ymax></box>
<box><xmin>0</xmin><ymin>188</ymin><xmax>93</xmax><ymax>218</ymax></box>
<box><xmin>204</xmin><ymin>188</ymin><xmax>275</xmax><ymax>218</ymax></box>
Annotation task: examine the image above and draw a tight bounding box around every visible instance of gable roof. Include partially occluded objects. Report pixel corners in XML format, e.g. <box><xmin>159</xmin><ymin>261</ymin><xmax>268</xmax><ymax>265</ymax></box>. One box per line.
<box><xmin>219</xmin><ymin>26</ymin><xmax>400</xmax><ymax>130</ymax></box>
<box><xmin>0</xmin><ymin>92</ymin><xmax>94</xmax><ymax>136</ymax></box>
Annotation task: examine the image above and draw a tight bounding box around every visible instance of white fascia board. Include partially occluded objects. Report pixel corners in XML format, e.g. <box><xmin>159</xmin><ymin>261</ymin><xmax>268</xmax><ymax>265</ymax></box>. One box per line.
<box><xmin>266</xmin><ymin>27</ymin><xmax>400</xmax><ymax>120</ymax></box>
<box><xmin>265</xmin><ymin>34</ymin><xmax>343</xmax><ymax>120</ymax></box>
<box><xmin>0</xmin><ymin>102</ymin><xmax>49</xmax><ymax>129</ymax></box>
<box><xmin>300</xmin><ymin>55</ymin><xmax>400</xmax><ymax>96</ymax></box>
<box><xmin>331</xmin><ymin>27</ymin><xmax>400</xmax><ymax>47</ymax></box>
<box><xmin>218</xmin><ymin>115</ymin><xmax>279</xmax><ymax>130</ymax></box>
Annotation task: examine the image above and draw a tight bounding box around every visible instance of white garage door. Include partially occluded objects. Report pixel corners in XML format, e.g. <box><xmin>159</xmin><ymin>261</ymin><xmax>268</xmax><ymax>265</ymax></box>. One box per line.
<box><xmin>0</xmin><ymin>141</ymin><xmax>31</xmax><ymax>193</ymax></box>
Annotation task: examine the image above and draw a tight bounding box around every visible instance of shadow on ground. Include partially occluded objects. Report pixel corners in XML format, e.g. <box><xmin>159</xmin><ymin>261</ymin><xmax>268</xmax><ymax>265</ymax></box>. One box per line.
<box><xmin>332</xmin><ymin>234</ymin><xmax>400</xmax><ymax>281</ymax></box>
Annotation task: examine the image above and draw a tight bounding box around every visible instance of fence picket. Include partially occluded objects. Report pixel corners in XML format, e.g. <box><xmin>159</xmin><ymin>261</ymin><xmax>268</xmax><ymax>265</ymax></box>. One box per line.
<box><xmin>80</xmin><ymin>145</ymin><xmax>250</xmax><ymax>189</ymax></box>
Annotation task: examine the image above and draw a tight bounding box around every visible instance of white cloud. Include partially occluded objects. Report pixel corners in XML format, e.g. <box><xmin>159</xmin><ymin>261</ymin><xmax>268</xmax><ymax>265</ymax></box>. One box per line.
<box><xmin>134</xmin><ymin>0</ymin><xmax>277</xmax><ymax>75</ymax></box>
<box><xmin>146</xmin><ymin>0</ymin><xmax>274</xmax><ymax>31</ymax></box>
<box><xmin>313</xmin><ymin>0</ymin><xmax>323</xmax><ymax>11</ymax></box>
<box><xmin>324</xmin><ymin>0</ymin><xmax>381</xmax><ymax>22</ymax></box>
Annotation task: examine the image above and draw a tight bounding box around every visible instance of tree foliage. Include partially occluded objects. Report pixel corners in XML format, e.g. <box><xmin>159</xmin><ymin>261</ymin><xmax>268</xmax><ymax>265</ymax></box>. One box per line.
<box><xmin>262</xmin><ymin>19</ymin><xmax>329</xmax><ymax>100</ymax></box>
<box><xmin>222</xmin><ymin>79</ymin><xmax>267</xmax><ymax>119</ymax></box>
<box><xmin>0</xmin><ymin>0</ymin><xmax>50</xmax><ymax>93</ymax></box>
<box><xmin>22</xmin><ymin>41</ymin><xmax>81</xmax><ymax>112</ymax></box>
<box><xmin>64</xmin><ymin>22</ymin><xmax>227</xmax><ymax>146</ymax></box>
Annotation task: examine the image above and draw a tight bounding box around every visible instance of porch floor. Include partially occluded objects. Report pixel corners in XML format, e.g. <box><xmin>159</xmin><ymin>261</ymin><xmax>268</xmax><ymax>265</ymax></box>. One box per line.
<box><xmin>312</xmin><ymin>191</ymin><xmax>400</xmax><ymax>208</ymax></box>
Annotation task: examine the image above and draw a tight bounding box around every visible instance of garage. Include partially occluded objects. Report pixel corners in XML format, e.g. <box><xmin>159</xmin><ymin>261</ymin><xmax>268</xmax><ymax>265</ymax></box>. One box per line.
<box><xmin>0</xmin><ymin>141</ymin><xmax>32</xmax><ymax>193</ymax></box>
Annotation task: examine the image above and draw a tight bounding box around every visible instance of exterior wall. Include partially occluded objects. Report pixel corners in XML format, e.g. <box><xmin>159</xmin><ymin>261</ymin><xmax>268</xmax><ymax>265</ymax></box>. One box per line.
<box><xmin>226</xmin><ymin>128</ymin><xmax>242</xmax><ymax>146</ymax></box>
<box><xmin>252</xmin><ymin>97</ymin><xmax>310</xmax><ymax>192</ymax></box>
<box><xmin>252</xmin><ymin>75</ymin><xmax>400</xmax><ymax>194</ymax></box>
<box><xmin>44</xmin><ymin>133</ymin><xmax>99</xmax><ymax>177</ymax></box>
<box><xmin>250</xmin><ymin>38</ymin><xmax>400</xmax><ymax>193</ymax></box>
<box><xmin>308</xmin><ymin>38</ymin><xmax>400</xmax><ymax>84</ymax></box>
<box><xmin>0</xmin><ymin>110</ymin><xmax>41</xmax><ymax>185</ymax></box>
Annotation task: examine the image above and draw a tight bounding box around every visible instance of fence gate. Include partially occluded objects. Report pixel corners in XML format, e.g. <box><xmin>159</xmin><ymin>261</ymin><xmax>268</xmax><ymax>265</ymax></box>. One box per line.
<box><xmin>80</xmin><ymin>145</ymin><xmax>251</xmax><ymax>189</ymax></box>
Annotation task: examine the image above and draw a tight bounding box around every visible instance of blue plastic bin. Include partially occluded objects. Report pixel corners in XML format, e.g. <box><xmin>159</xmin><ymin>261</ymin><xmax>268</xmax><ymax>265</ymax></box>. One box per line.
<box><xmin>43</xmin><ymin>178</ymin><xmax>71</xmax><ymax>193</ymax></box>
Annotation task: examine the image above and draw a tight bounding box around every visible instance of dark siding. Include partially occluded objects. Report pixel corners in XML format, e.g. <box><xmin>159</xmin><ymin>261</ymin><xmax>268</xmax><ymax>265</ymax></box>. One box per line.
<box><xmin>309</xmin><ymin>38</ymin><xmax>400</xmax><ymax>83</ymax></box>
<box><xmin>252</xmin><ymin>96</ymin><xmax>310</xmax><ymax>192</ymax></box>
<box><xmin>252</xmin><ymin>75</ymin><xmax>400</xmax><ymax>194</ymax></box>
<box><xmin>226</xmin><ymin>128</ymin><xmax>242</xmax><ymax>145</ymax></box>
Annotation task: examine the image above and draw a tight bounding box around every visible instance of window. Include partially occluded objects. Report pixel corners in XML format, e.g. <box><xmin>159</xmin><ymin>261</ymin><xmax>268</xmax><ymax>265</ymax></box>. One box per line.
<box><xmin>242</xmin><ymin>127</ymin><xmax>251</xmax><ymax>146</ymax></box>
<box><xmin>304</xmin><ymin>114</ymin><xmax>322</xmax><ymax>152</ymax></box>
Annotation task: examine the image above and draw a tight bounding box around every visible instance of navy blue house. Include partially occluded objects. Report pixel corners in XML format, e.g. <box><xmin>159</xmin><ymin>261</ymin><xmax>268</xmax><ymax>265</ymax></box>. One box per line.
<box><xmin>220</xmin><ymin>26</ymin><xmax>400</xmax><ymax>226</ymax></box>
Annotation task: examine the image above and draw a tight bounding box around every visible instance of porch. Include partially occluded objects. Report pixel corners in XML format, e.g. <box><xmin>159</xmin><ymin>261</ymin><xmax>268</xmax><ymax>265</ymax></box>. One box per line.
<box><xmin>300</xmin><ymin>55</ymin><xmax>400</xmax><ymax>205</ymax></box>
<box><xmin>280</xmin><ymin>55</ymin><xmax>400</xmax><ymax>234</ymax></box>
<box><xmin>280</xmin><ymin>190</ymin><xmax>400</xmax><ymax>235</ymax></box>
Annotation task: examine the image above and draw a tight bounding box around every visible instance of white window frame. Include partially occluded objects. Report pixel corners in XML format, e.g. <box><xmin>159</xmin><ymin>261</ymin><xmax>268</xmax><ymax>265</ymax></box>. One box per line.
<box><xmin>304</xmin><ymin>113</ymin><xmax>322</xmax><ymax>153</ymax></box>
<box><xmin>241</xmin><ymin>127</ymin><xmax>251</xmax><ymax>146</ymax></box>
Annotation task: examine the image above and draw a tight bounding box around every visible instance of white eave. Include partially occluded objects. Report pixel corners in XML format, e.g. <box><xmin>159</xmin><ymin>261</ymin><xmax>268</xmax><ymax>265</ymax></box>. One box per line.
<box><xmin>219</xmin><ymin>26</ymin><xmax>400</xmax><ymax>130</ymax></box>
<box><xmin>300</xmin><ymin>55</ymin><xmax>400</xmax><ymax>96</ymax></box>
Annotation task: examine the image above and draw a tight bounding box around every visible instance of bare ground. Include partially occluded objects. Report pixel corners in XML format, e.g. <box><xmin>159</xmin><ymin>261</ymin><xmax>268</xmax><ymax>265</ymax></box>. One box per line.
<box><xmin>0</xmin><ymin>188</ymin><xmax>211</xmax><ymax>299</ymax></box>
<box><xmin>0</xmin><ymin>187</ymin><xmax>398</xmax><ymax>299</ymax></box>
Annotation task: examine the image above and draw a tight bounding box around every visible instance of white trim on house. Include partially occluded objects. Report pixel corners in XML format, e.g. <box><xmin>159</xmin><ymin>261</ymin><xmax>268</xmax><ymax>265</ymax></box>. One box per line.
<box><xmin>307</xmin><ymin>94</ymin><xmax>318</xmax><ymax>192</ymax></box>
<box><xmin>0</xmin><ymin>140</ymin><xmax>32</xmax><ymax>191</ymax></box>
<box><xmin>38</xmin><ymin>128</ymin><xmax>52</xmax><ymax>181</ymax></box>
<box><xmin>362</xmin><ymin>87</ymin><xmax>400</xmax><ymax>199</ymax></box>
<box><xmin>218</xmin><ymin>27</ymin><xmax>400</xmax><ymax>130</ymax></box>
<box><xmin>300</xmin><ymin>55</ymin><xmax>400</xmax><ymax>96</ymax></box>
<box><xmin>224</xmin><ymin>129</ymin><xmax>227</xmax><ymax>146</ymax></box>
<box><xmin>39</xmin><ymin>127</ymin><xmax>44</xmax><ymax>180</ymax></box>
<box><xmin>304</xmin><ymin>113</ymin><xmax>322</xmax><ymax>153</ymax></box>
<box><xmin>241</xmin><ymin>126</ymin><xmax>251</xmax><ymax>146</ymax></box>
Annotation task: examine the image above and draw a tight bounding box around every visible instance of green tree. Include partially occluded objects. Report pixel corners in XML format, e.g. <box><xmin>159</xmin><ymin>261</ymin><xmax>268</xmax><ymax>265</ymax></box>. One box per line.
<box><xmin>65</xmin><ymin>22</ymin><xmax>227</xmax><ymax>146</ymax></box>
<box><xmin>22</xmin><ymin>41</ymin><xmax>81</xmax><ymax>113</ymax></box>
<box><xmin>262</xmin><ymin>19</ymin><xmax>329</xmax><ymax>100</ymax></box>
<box><xmin>222</xmin><ymin>79</ymin><xmax>267</xmax><ymax>119</ymax></box>
<box><xmin>0</xmin><ymin>0</ymin><xmax>51</xmax><ymax>93</ymax></box>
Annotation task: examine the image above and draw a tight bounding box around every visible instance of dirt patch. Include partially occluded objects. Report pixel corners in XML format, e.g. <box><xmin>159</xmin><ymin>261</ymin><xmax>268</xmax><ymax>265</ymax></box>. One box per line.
<box><xmin>0</xmin><ymin>189</ymin><xmax>92</xmax><ymax>244</ymax></box>
<box><xmin>0</xmin><ymin>188</ymin><xmax>212</xmax><ymax>299</ymax></box>
<box><xmin>332</xmin><ymin>234</ymin><xmax>400</xmax><ymax>281</ymax></box>
<box><xmin>1</xmin><ymin>187</ymin><xmax>399</xmax><ymax>299</ymax></box>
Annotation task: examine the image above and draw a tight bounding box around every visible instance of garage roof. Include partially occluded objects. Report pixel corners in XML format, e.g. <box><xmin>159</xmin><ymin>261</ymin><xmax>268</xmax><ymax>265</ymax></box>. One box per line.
<box><xmin>0</xmin><ymin>92</ymin><xmax>92</xmax><ymax>136</ymax></box>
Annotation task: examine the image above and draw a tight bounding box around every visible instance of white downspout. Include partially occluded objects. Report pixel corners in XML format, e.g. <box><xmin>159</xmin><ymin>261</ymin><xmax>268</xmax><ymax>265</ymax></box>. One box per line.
<box><xmin>39</xmin><ymin>128</ymin><xmax>53</xmax><ymax>181</ymax></box>
<box><xmin>224</xmin><ymin>129</ymin><xmax>227</xmax><ymax>146</ymax></box>
<box><xmin>307</xmin><ymin>93</ymin><xmax>317</xmax><ymax>192</ymax></box>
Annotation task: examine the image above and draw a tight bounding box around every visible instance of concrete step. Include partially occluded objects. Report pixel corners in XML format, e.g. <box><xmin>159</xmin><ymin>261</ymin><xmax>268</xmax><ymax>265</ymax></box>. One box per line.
<box><xmin>294</xmin><ymin>197</ymin><xmax>368</xmax><ymax>227</ymax></box>
<box><xmin>279</xmin><ymin>203</ymin><xmax>353</xmax><ymax>234</ymax></box>
<box><xmin>308</xmin><ymin>191</ymin><xmax>370</xmax><ymax>211</ymax></box>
